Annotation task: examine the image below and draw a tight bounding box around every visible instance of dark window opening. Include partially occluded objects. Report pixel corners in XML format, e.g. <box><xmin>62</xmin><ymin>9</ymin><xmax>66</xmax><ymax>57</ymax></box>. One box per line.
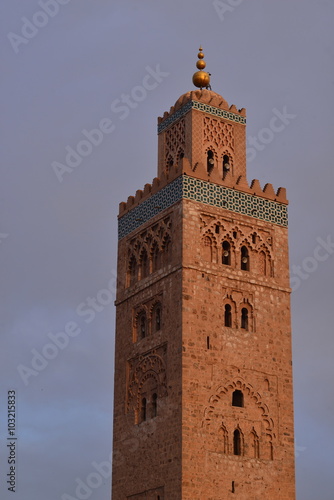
<box><xmin>233</xmin><ymin>231</ymin><xmax>237</xmax><ymax>239</ymax></box>
<box><xmin>233</xmin><ymin>429</ymin><xmax>241</xmax><ymax>456</ymax></box>
<box><xmin>215</xmin><ymin>225</ymin><xmax>220</xmax><ymax>234</ymax></box>
<box><xmin>141</xmin><ymin>398</ymin><xmax>147</xmax><ymax>422</ymax></box>
<box><xmin>241</xmin><ymin>246</ymin><xmax>249</xmax><ymax>271</ymax></box>
<box><xmin>154</xmin><ymin>306</ymin><xmax>161</xmax><ymax>332</ymax></box>
<box><xmin>223</xmin><ymin>155</ymin><xmax>230</xmax><ymax>174</ymax></box>
<box><xmin>222</xmin><ymin>241</ymin><xmax>231</xmax><ymax>265</ymax></box>
<box><xmin>138</xmin><ymin>313</ymin><xmax>147</xmax><ymax>340</ymax></box>
<box><xmin>207</xmin><ymin>150</ymin><xmax>214</xmax><ymax>173</ymax></box>
<box><xmin>207</xmin><ymin>336</ymin><xmax>210</xmax><ymax>349</ymax></box>
<box><xmin>224</xmin><ymin>304</ymin><xmax>232</xmax><ymax>327</ymax></box>
<box><xmin>152</xmin><ymin>393</ymin><xmax>158</xmax><ymax>418</ymax></box>
<box><xmin>252</xmin><ymin>233</ymin><xmax>257</xmax><ymax>244</ymax></box>
<box><xmin>241</xmin><ymin>308</ymin><xmax>249</xmax><ymax>330</ymax></box>
<box><xmin>232</xmin><ymin>390</ymin><xmax>244</xmax><ymax>407</ymax></box>
<box><xmin>232</xmin><ymin>481</ymin><xmax>235</xmax><ymax>493</ymax></box>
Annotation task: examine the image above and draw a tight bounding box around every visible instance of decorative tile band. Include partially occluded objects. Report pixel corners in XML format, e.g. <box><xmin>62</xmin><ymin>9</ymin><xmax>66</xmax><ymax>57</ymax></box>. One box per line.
<box><xmin>118</xmin><ymin>175</ymin><xmax>288</xmax><ymax>239</ymax></box>
<box><xmin>158</xmin><ymin>100</ymin><xmax>246</xmax><ymax>134</ymax></box>
<box><xmin>118</xmin><ymin>176</ymin><xmax>183</xmax><ymax>240</ymax></box>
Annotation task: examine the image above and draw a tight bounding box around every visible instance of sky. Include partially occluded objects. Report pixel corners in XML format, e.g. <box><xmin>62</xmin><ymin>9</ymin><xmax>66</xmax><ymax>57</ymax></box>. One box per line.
<box><xmin>1</xmin><ymin>1</ymin><xmax>334</xmax><ymax>499</ymax></box>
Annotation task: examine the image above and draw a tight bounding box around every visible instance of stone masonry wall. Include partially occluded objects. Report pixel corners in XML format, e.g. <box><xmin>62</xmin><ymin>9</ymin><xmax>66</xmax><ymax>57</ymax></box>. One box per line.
<box><xmin>181</xmin><ymin>198</ymin><xmax>295</xmax><ymax>500</ymax></box>
<box><xmin>112</xmin><ymin>203</ymin><xmax>183</xmax><ymax>499</ymax></box>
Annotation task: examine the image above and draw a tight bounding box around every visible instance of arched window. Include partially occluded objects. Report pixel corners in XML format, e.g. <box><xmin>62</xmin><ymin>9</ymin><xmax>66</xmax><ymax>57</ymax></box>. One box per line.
<box><xmin>138</xmin><ymin>312</ymin><xmax>147</xmax><ymax>340</ymax></box>
<box><xmin>140</xmin><ymin>250</ymin><xmax>149</xmax><ymax>279</ymax></box>
<box><xmin>224</xmin><ymin>304</ymin><xmax>232</xmax><ymax>327</ymax></box>
<box><xmin>232</xmin><ymin>390</ymin><xmax>244</xmax><ymax>407</ymax></box>
<box><xmin>223</xmin><ymin>154</ymin><xmax>230</xmax><ymax>174</ymax></box>
<box><xmin>152</xmin><ymin>243</ymin><xmax>161</xmax><ymax>272</ymax></box>
<box><xmin>152</xmin><ymin>303</ymin><xmax>161</xmax><ymax>332</ymax></box>
<box><xmin>128</xmin><ymin>256</ymin><xmax>137</xmax><ymax>287</ymax></box>
<box><xmin>233</xmin><ymin>429</ymin><xmax>242</xmax><ymax>456</ymax></box>
<box><xmin>241</xmin><ymin>308</ymin><xmax>249</xmax><ymax>330</ymax></box>
<box><xmin>241</xmin><ymin>246</ymin><xmax>249</xmax><ymax>271</ymax></box>
<box><xmin>141</xmin><ymin>397</ymin><xmax>147</xmax><ymax>422</ymax></box>
<box><xmin>207</xmin><ymin>150</ymin><xmax>214</xmax><ymax>173</ymax></box>
<box><xmin>152</xmin><ymin>393</ymin><xmax>158</xmax><ymax>418</ymax></box>
<box><xmin>222</xmin><ymin>241</ymin><xmax>231</xmax><ymax>265</ymax></box>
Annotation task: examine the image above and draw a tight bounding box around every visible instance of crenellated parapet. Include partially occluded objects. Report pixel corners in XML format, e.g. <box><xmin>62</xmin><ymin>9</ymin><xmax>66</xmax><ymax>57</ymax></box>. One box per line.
<box><xmin>157</xmin><ymin>89</ymin><xmax>246</xmax><ymax>132</ymax></box>
<box><xmin>118</xmin><ymin>167</ymin><xmax>288</xmax><ymax>239</ymax></box>
<box><xmin>119</xmin><ymin>158</ymin><xmax>287</xmax><ymax>219</ymax></box>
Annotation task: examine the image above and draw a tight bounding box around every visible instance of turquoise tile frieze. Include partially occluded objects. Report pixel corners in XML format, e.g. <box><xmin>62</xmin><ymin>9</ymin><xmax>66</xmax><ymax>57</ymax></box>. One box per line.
<box><xmin>157</xmin><ymin>101</ymin><xmax>192</xmax><ymax>134</ymax></box>
<box><xmin>182</xmin><ymin>177</ymin><xmax>288</xmax><ymax>226</ymax></box>
<box><xmin>118</xmin><ymin>175</ymin><xmax>287</xmax><ymax>239</ymax></box>
<box><xmin>118</xmin><ymin>176</ymin><xmax>183</xmax><ymax>240</ymax></box>
<box><xmin>157</xmin><ymin>100</ymin><xmax>246</xmax><ymax>134</ymax></box>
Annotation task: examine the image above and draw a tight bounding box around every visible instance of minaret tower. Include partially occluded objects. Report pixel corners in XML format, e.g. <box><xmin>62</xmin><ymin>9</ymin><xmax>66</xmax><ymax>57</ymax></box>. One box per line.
<box><xmin>112</xmin><ymin>49</ymin><xmax>296</xmax><ymax>500</ymax></box>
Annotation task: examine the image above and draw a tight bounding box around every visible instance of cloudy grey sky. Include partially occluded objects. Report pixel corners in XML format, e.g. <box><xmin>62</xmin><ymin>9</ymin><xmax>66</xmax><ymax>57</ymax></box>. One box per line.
<box><xmin>1</xmin><ymin>1</ymin><xmax>333</xmax><ymax>499</ymax></box>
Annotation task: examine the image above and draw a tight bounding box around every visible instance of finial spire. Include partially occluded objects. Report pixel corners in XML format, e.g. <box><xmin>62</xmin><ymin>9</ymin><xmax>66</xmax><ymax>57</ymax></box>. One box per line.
<box><xmin>192</xmin><ymin>46</ymin><xmax>211</xmax><ymax>90</ymax></box>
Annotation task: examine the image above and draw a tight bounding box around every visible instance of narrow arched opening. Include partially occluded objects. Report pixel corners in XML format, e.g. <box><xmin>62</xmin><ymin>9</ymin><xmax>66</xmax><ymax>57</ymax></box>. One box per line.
<box><xmin>138</xmin><ymin>312</ymin><xmax>147</xmax><ymax>340</ymax></box>
<box><xmin>224</xmin><ymin>304</ymin><xmax>232</xmax><ymax>327</ymax></box>
<box><xmin>222</xmin><ymin>240</ymin><xmax>231</xmax><ymax>265</ymax></box>
<box><xmin>152</xmin><ymin>304</ymin><xmax>161</xmax><ymax>332</ymax></box>
<box><xmin>241</xmin><ymin>246</ymin><xmax>249</xmax><ymax>271</ymax></box>
<box><xmin>233</xmin><ymin>429</ymin><xmax>241</xmax><ymax>456</ymax></box>
<box><xmin>241</xmin><ymin>308</ymin><xmax>249</xmax><ymax>330</ymax></box>
<box><xmin>232</xmin><ymin>389</ymin><xmax>244</xmax><ymax>407</ymax></box>
<box><xmin>223</xmin><ymin>154</ymin><xmax>230</xmax><ymax>175</ymax></box>
<box><xmin>207</xmin><ymin>150</ymin><xmax>214</xmax><ymax>173</ymax></box>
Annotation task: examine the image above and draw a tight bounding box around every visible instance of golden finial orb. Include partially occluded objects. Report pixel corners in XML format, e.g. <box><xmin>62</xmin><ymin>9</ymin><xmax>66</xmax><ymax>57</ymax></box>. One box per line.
<box><xmin>192</xmin><ymin>46</ymin><xmax>211</xmax><ymax>89</ymax></box>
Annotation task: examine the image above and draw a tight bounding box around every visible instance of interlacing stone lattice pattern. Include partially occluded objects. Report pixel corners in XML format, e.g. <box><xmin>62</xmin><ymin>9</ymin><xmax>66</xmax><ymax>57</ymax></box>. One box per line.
<box><xmin>158</xmin><ymin>100</ymin><xmax>246</xmax><ymax>134</ymax></box>
<box><xmin>118</xmin><ymin>175</ymin><xmax>288</xmax><ymax>239</ymax></box>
